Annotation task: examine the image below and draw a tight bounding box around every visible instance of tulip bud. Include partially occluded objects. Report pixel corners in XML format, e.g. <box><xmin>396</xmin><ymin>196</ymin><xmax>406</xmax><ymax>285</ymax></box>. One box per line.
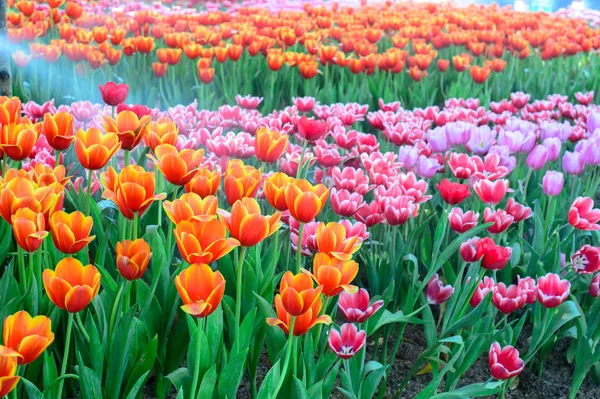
<box><xmin>426</xmin><ymin>274</ymin><xmax>454</xmax><ymax>305</ymax></box>
<box><xmin>542</xmin><ymin>170</ymin><xmax>564</xmax><ymax>197</ymax></box>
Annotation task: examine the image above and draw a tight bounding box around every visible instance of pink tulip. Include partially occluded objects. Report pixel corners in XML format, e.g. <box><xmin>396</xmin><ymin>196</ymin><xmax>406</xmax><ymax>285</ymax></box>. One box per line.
<box><xmin>484</xmin><ymin>208</ymin><xmax>514</xmax><ymax>234</ymax></box>
<box><xmin>328</xmin><ymin>323</ymin><xmax>366</xmax><ymax>360</ymax></box>
<box><xmin>460</xmin><ymin>237</ymin><xmax>482</xmax><ymax>263</ymax></box>
<box><xmin>331</xmin><ymin>189</ymin><xmax>365</xmax><ymax>217</ymax></box>
<box><xmin>562</xmin><ymin>151</ymin><xmax>585</xmax><ymax>175</ymax></box>
<box><xmin>292</xmin><ymin>96</ymin><xmax>316</xmax><ymax>113</ymax></box>
<box><xmin>568</xmin><ymin>197</ymin><xmax>600</xmax><ymax>231</ymax></box>
<box><xmin>488</xmin><ymin>342</ymin><xmax>524</xmax><ymax>380</ymax></box>
<box><xmin>505</xmin><ymin>198</ymin><xmax>532</xmax><ymax>222</ymax></box>
<box><xmin>517</xmin><ymin>276</ymin><xmax>538</xmax><ymax>304</ymax></box>
<box><xmin>448</xmin><ymin>208</ymin><xmax>479</xmax><ymax>233</ymax></box>
<box><xmin>338</xmin><ymin>288</ymin><xmax>384</xmax><ymax>323</ymax></box>
<box><xmin>492</xmin><ymin>283</ymin><xmax>527</xmax><ymax>314</ymax></box>
<box><xmin>427</xmin><ymin>274</ymin><xmax>454</xmax><ymax>305</ymax></box>
<box><xmin>590</xmin><ymin>274</ymin><xmax>600</xmax><ymax>298</ymax></box>
<box><xmin>542</xmin><ymin>171</ymin><xmax>564</xmax><ymax>197</ymax></box>
<box><xmin>571</xmin><ymin>245</ymin><xmax>600</xmax><ymax>274</ymax></box>
<box><xmin>353</xmin><ymin>200</ymin><xmax>385</xmax><ymax>228</ymax></box>
<box><xmin>473</xmin><ymin>179</ymin><xmax>509</xmax><ymax>205</ymax></box>
<box><xmin>537</xmin><ymin>273</ymin><xmax>571</xmax><ymax>308</ymax></box>
<box><xmin>525</xmin><ymin>145</ymin><xmax>549</xmax><ymax>170</ymax></box>
<box><xmin>235</xmin><ymin>95</ymin><xmax>263</xmax><ymax>109</ymax></box>
<box><xmin>510</xmin><ymin>91</ymin><xmax>530</xmax><ymax>109</ymax></box>
<box><xmin>469</xmin><ymin>276</ymin><xmax>495</xmax><ymax>307</ymax></box>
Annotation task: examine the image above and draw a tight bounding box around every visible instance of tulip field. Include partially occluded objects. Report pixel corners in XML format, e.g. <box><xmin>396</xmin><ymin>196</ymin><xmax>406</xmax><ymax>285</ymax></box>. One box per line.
<box><xmin>3</xmin><ymin>0</ymin><xmax>600</xmax><ymax>398</ymax></box>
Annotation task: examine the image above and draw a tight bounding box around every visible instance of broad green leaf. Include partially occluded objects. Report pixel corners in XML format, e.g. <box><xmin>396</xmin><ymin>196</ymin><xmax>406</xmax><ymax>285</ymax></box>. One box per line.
<box><xmin>217</xmin><ymin>349</ymin><xmax>249</xmax><ymax>399</ymax></box>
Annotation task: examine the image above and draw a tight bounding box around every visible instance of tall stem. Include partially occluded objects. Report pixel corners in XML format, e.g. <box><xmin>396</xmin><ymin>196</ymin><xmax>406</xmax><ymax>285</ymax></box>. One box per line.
<box><xmin>189</xmin><ymin>317</ymin><xmax>203</xmax><ymax>399</ymax></box>
<box><xmin>57</xmin><ymin>313</ymin><xmax>74</xmax><ymax>399</ymax></box>
<box><xmin>165</xmin><ymin>188</ymin><xmax>178</xmax><ymax>261</ymax></box>
<box><xmin>295</xmin><ymin>139</ymin><xmax>308</xmax><ymax>179</ymax></box>
<box><xmin>108</xmin><ymin>280</ymin><xmax>126</xmax><ymax>336</ymax></box>
<box><xmin>17</xmin><ymin>246</ymin><xmax>27</xmax><ymax>291</ymax></box>
<box><xmin>85</xmin><ymin>168</ymin><xmax>93</xmax><ymax>217</ymax></box>
<box><xmin>55</xmin><ymin>149</ymin><xmax>61</xmax><ymax>167</ymax></box>
<box><xmin>271</xmin><ymin>317</ymin><xmax>296</xmax><ymax>398</ymax></box>
<box><xmin>295</xmin><ymin>223</ymin><xmax>304</xmax><ymax>273</ymax></box>
<box><xmin>234</xmin><ymin>246</ymin><xmax>248</xmax><ymax>354</ymax></box>
<box><xmin>124</xmin><ymin>150</ymin><xmax>130</xmax><ymax>167</ymax></box>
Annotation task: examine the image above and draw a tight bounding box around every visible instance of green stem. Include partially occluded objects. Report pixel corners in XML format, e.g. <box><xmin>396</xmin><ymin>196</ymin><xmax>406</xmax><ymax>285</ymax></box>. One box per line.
<box><xmin>234</xmin><ymin>246</ymin><xmax>248</xmax><ymax>354</ymax></box>
<box><xmin>57</xmin><ymin>312</ymin><xmax>74</xmax><ymax>399</ymax></box>
<box><xmin>295</xmin><ymin>139</ymin><xmax>308</xmax><ymax>179</ymax></box>
<box><xmin>124</xmin><ymin>150</ymin><xmax>130</xmax><ymax>167</ymax></box>
<box><xmin>271</xmin><ymin>317</ymin><xmax>296</xmax><ymax>398</ymax></box>
<box><xmin>108</xmin><ymin>280</ymin><xmax>126</xmax><ymax>336</ymax></box>
<box><xmin>295</xmin><ymin>223</ymin><xmax>304</xmax><ymax>274</ymax></box>
<box><xmin>123</xmin><ymin>280</ymin><xmax>132</xmax><ymax>314</ymax></box>
<box><xmin>18</xmin><ymin>247</ymin><xmax>27</xmax><ymax>291</ymax></box>
<box><xmin>133</xmin><ymin>212</ymin><xmax>138</xmax><ymax>241</ymax></box>
<box><xmin>189</xmin><ymin>317</ymin><xmax>203</xmax><ymax>399</ymax></box>
<box><xmin>75</xmin><ymin>313</ymin><xmax>91</xmax><ymax>342</ymax></box>
<box><xmin>165</xmin><ymin>188</ymin><xmax>178</xmax><ymax>261</ymax></box>
<box><xmin>55</xmin><ymin>149</ymin><xmax>61</xmax><ymax>167</ymax></box>
<box><xmin>85</xmin><ymin>168</ymin><xmax>93</xmax><ymax>217</ymax></box>
<box><xmin>313</xmin><ymin>296</ymin><xmax>331</xmax><ymax>353</ymax></box>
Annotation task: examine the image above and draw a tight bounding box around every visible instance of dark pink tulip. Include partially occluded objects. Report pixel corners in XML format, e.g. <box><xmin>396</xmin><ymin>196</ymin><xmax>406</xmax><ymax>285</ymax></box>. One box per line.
<box><xmin>537</xmin><ymin>273</ymin><xmax>571</xmax><ymax>308</ymax></box>
<box><xmin>571</xmin><ymin>245</ymin><xmax>600</xmax><ymax>274</ymax></box>
<box><xmin>328</xmin><ymin>323</ymin><xmax>366</xmax><ymax>360</ymax></box>
<box><xmin>510</xmin><ymin>91</ymin><xmax>530</xmax><ymax>109</ymax></box>
<box><xmin>314</xmin><ymin>140</ymin><xmax>342</xmax><ymax>168</ymax></box>
<box><xmin>353</xmin><ymin>200</ymin><xmax>385</xmax><ymax>228</ymax></box>
<box><xmin>575</xmin><ymin>91</ymin><xmax>594</xmax><ymax>106</ymax></box>
<box><xmin>117</xmin><ymin>103</ymin><xmax>153</xmax><ymax>119</ymax></box>
<box><xmin>384</xmin><ymin>196</ymin><xmax>418</xmax><ymax>226</ymax></box>
<box><xmin>590</xmin><ymin>274</ymin><xmax>600</xmax><ymax>298</ymax></box>
<box><xmin>476</xmin><ymin>237</ymin><xmax>512</xmax><ymax>270</ymax></box>
<box><xmin>517</xmin><ymin>276</ymin><xmax>538</xmax><ymax>304</ymax></box>
<box><xmin>473</xmin><ymin>179</ymin><xmax>509</xmax><ymax>205</ymax></box>
<box><xmin>338</xmin><ymin>288</ymin><xmax>384</xmax><ymax>323</ymax></box>
<box><xmin>568</xmin><ymin>197</ymin><xmax>600</xmax><ymax>231</ymax></box>
<box><xmin>488</xmin><ymin>342</ymin><xmax>524</xmax><ymax>380</ymax></box>
<box><xmin>332</xmin><ymin>126</ymin><xmax>358</xmax><ymax>150</ymax></box>
<box><xmin>447</xmin><ymin>152</ymin><xmax>476</xmax><ymax>179</ymax></box>
<box><xmin>297</xmin><ymin>115</ymin><xmax>327</xmax><ymax>141</ymax></box>
<box><xmin>492</xmin><ymin>283</ymin><xmax>527</xmax><ymax>314</ymax></box>
<box><xmin>235</xmin><ymin>95</ymin><xmax>263</xmax><ymax>109</ymax></box>
<box><xmin>378</xmin><ymin>99</ymin><xmax>401</xmax><ymax>112</ymax></box>
<box><xmin>98</xmin><ymin>82</ymin><xmax>128</xmax><ymax>106</ymax></box>
<box><xmin>470</xmin><ymin>276</ymin><xmax>495</xmax><ymax>307</ymax></box>
<box><xmin>484</xmin><ymin>208</ymin><xmax>514</xmax><ymax>234</ymax></box>
<box><xmin>505</xmin><ymin>198</ymin><xmax>532</xmax><ymax>222</ymax></box>
<box><xmin>331</xmin><ymin>188</ymin><xmax>365</xmax><ymax>218</ymax></box>
<box><xmin>448</xmin><ymin>208</ymin><xmax>478</xmax><ymax>234</ymax></box>
<box><xmin>460</xmin><ymin>237</ymin><xmax>482</xmax><ymax>263</ymax></box>
<box><xmin>427</xmin><ymin>274</ymin><xmax>454</xmax><ymax>305</ymax></box>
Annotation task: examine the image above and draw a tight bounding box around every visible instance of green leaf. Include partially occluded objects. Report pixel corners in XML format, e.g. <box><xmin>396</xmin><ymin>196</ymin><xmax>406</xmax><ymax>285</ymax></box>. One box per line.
<box><xmin>105</xmin><ymin>307</ymin><xmax>136</xmax><ymax>399</ymax></box>
<box><xmin>256</xmin><ymin>360</ymin><xmax>280</xmax><ymax>399</ymax></box>
<box><xmin>217</xmin><ymin>348</ymin><xmax>249</xmax><ymax>399</ymax></box>
<box><xmin>123</xmin><ymin>335</ymin><xmax>157</xmax><ymax>397</ymax></box>
<box><xmin>540</xmin><ymin>301</ymin><xmax>581</xmax><ymax>346</ymax></box>
<box><xmin>368</xmin><ymin>309</ymin><xmax>423</xmax><ymax>336</ymax></box>
<box><xmin>75</xmin><ymin>365</ymin><xmax>103</xmax><ymax>399</ymax></box>
<box><xmin>293</xmin><ymin>377</ymin><xmax>310</xmax><ymax>399</ymax></box>
<box><xmin>124</xmin><ymin>371</ymin><xmax>151</xmax><ymax>399</ymax></box>
<box><xmin>20</xmin><ymin>377</ymin><xmax>44</xmax><ymax>399</ymax></box>
<box><xmin>429</xmin><ymin>381</ymin><xmax>504</xmax><ymax>398</ymax></box>
<box><xmin>197</xmin><ymin>364</ymin><xmax>218</xmax><ymax>399</ymax></box>
<box><xmin>157</xmin><ymin>368</ymin><xmax>191</xmax><ymax>397</ymax></box>
<box><xmin>43</xmin><ymin>351</ymin><xmax>59</xmax><ymax>399</ymax></box>
<box><xmin>360</xmin><ymin>363</ymin><xmax>388</xmax><ymax>399</ymax></box>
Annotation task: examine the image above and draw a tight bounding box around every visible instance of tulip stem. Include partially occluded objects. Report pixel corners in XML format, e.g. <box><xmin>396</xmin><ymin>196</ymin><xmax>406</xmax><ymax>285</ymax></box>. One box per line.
<box><xmin>57</xmin><ymin>312</ymin><xmax>74</xmax><ymax>399</ymax></box>
<box><xmin>133</xmin><ymin>213</ymin><xmax>138</xmax><ymax>241</ymax></box>
<box><xmin>189</xmin><ymin>318</ymin><xmax>203</xmax><ymax>399</ymax></box>
<box><xmin>313</xmin><ymin>296</ymin><xmax>330</xmax><ymax>353</ymax></box>
<box><xmin>295</xmin><ymin>223</ymin><xmax>304</xmax><ymax>273</ymax></box>
<box><xmin>295</xmin><ymin>139</ymin><xmax>308</xmax><ymax>179</ymax></box>
<box><xmin>85</xmin><ymin>168</ymin><xmax>93</xmax><ymax>217</ymax></box>
<box><xmin>17</xmin><ymin>247</ymin><xmax>27</xmax><ymax>291</ymax></box>
<box><xmin>108</xmin><ymin>280</ymin><xmax>126</xmax><ymax>337</ymax></box>
<box><xmin>75</xmin><ymin>313</ymin><xmax>91</xmax><ymax>343</ymax></box>
<box><xmin>272</xmin><ymin>317</ymin><xmax>295</xmax><ymax>398</ymax></box>
<box><xmin>165</xmin><ymin>188</ymin><xmax>178</xmax><ymax>262</ymax></box>
<box><xmin>234</xmin><ymin>246</ymin><xmax>248</xmax><ymax>355</ymax></box>
<box><xmin>124</xmin><ymin>150</ymin><xmax>130</xmax><ymax>167</ymax></box>
<box><xmin>55</xmin><ymin>149</ymin><xmax>61</xmax><ymax>167</ymax></box>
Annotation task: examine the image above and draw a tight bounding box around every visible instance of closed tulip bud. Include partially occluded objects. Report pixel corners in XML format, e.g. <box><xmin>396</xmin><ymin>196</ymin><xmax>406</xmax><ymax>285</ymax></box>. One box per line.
<box><xmin>42</xmin><ymin>111</ymin><xmax>75</xmax><ymax>151</ymax></box>
<box><xmin>149</xmin><ymin>144</ymin><xmax>204</xmax><ymax>186</ymax></box>
<box><xmin>223</xmin><ymin>160</ymin><xmax>262</xmax><ymax>206</ymax></box>
<box><xmin>492</xmin><ymin>283</ymin><xmax>527</xmax><ymax>314</ymax></box>
<box><xmin>263</xmin><ymin>172</ymin><xmax>292</xmax><ymax>211</ymax></box>
<box><xmin>98</xmin><ymin>82</ymin><xmax>128</xmax><ymax>106</ymax></box>
<box><xmin>278</xmin><ymin>271</ymin><xmax>322</xmax><ymax>316</ymax></box>
<box><xmin>255</xmin><ymin>127</ymin><xmax>288</xmax><ymax>163</ymax></box>
<box><xmin>185</xmin><ymin>167</ymin><xmax>221</xmax><ymax>199</ymax></box>
<box><xmin>470</xmin><ymin>276</ymin><xmax>495</xmax><ymax>307</ymax></box>
<box><xmin>542</xmin><ymin>137</ymin><xmax>561</xmax><ymax>162</ymax></box>
<box><xmin>74</xmin><ymin>128</ymin><xmax>121</xmax><ymax>170</ymax></box>
<box><xmin>488</xmin><ymin>342</ymin><xmax>524</xmax><ymax>380</ymax></box>
<box><xmin>218</xmin><ymin>198</ymin><xmax>281</xmax><ymax>247</ymax></box>
<box><xmin>562</xmin><ymin>151</ymin><xmax>584</xmax><ymax>175</ymax></box>
<box><xmin>3</xmin><ymin>311</ymin><xmax>54</xmax><ymax>365</ymax></box>
<box><xmin>174</xmin><ymin>218</ymin><xmax>239</xmax><ymax>264</ymax></box>
<box><xmin>590</xmin><ymin>274</ymin><xmax>600</xmax><ymax>298</ymax></box>
<box><xmin>517</xmin><ymin>276</ymin><xmax>538</xmax><ymax>304</ymax></box>
<box><xmin>525</xmin><ymin>145</ymin><xmax>549</xmax><ymax>170</ymax></box>
<box><xmin>0</xmin><ymin>347</ymin><xmax>21</xmax><ymax>397</ymax></box>
<box><xmin>448</xmin><ymin>207</ymin><xmax>479</xmax><ymax>233</ymax></box>
<box><xmin>103</xmin><ymin>111</ymin><xmax>151</xmax><ymax>151</ymax></box>
<box><xmin>473</xmin><ymin>178</ymin><xmax>509</xmax><ymax>205</ymax></box>
<box><xmin>484</xmin><ymin>208</ymin><xmax>513</xmax><ymax>234</ymax></box>
<box><xmin>460</xmin><ymin>237</ymin><xmax>481</xmax><ymax>263</ymax></box>
<box><xmin>284</xmin><ymin>179</ymin><xmax>329</xmax><ymax>223</ymax></box>
<box><xmin>568</xmin><ymin>196</ymin><xmax>600</xmax><ymax>231</ymax></box>
<box><xmin>427</xmin><ymin>273</ymin><xmax>454</xmax><ymax>305</ymax></box>
<box><xmin>11</xmin><ymin>208</ymin><xmax>47</xmax><ymax>253</ymax></box>
<box><xmin>542</xmin><ymin>170</ymin><xmax>564</xmax><ymax>197</ymax></box>
<box><xmin>537</xmin><ymin>273</ymin><xmax>570</xmax><ymax>308</ymax></box>
<box><xmin>163</xmin><ymin>193</ymin><xmax>218</xmax><ymax>224</ymax></box>
<box><xmin>267</xmin><ymin>293</ymin><xmax>331</xmax><ymax>336</ymax></box>
<box><xmin>571</xmin><ymin>244</ymin><xmax>600</xmax><ymax>274</ymax></box>
<box><xmin>436</xmin><ymin>179</ymin><xmax>470</xmax><ymax>205</ymax></box>
<box><xmin>43</xmin><ymin>258</ymin><xmax>101</xmax><ymax>313</ymax></box>
<box><xmin>476</xmin><ymin>237</ymin><xmax>512</xmax><ymax>270</ymax></box>
<box><xmin>49</xmin><ymin>210</ymin><xmax>95</xmax><ymax>254</ymax></box>
<box><xmin>117</xmin><ymin>239</ymin><xmax>151</xmax><ymax>281</ymax></box>
<box><xmin>328</xmin><ymin>323</ymin><xmax>366</xmax><ymax>359</ymax></box>
<box><xmin>175</xmin><ymin>263</ymin><xmax>225</xmax><ymax>318</ymax></box>
<box><xmin>307</xmin><ymin>252</ymin><xmax>358</xmax><ymax>297</ymax></box>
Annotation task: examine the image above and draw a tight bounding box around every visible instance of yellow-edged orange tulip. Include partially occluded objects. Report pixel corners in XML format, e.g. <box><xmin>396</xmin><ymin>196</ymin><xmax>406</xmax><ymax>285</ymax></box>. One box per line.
<box><xmin>3</xmin><ymin>311</ymin><xmax>54</xmax><ymax>365</ymax></box>
<box><xmin>0</xmin><ymin>169</ymin><xmax>60</xmax><ymax>223</ymax></box>
<box><xmin>223</xmin><ymin>160</ymin><xmax>261</xmax><ymax>206</ymax></box>
<box><xmin>267</xmin><ymin>294</ymin><xmax>331</xmax><ymax>336</ymax></box>
<box><xmin>42</xmin><ymin>258</ymin><xmax>101</xmax><ymax>313</ymax></box>
<box><xmin>100</xmin><ymin>165</ymin><xmax>166</xmax><ymax>219</ymax></box>
<box><xmin>0</xmin><ymin>98</ymin><xmax>21</xmax><ymax>126</ymax></box>
<box><xmin>305</xmin><ymin>253</ymin><xmax>359</xmax><ymax>297</ymax></box>
<box><xmin>315</xmin><ymin>222</ymin><xmax>362</xmax><ymax>261</ymax></box>
<box><xmin>11</xmin><ymin>208</ymin><xmax>47</xmax><ymax>253</ymax></box>
<box><xmin>0</xmin><ymin>346</ymin><xmax>21</xmax><ymax>397</ymax></box>
<box><xmin>74</xmin><ymin>127</ymin><xmax>121</xmax><ymax>170</ymax></box>
<box><xmin>148</xmin><ymin>144</ymin><xmax>204</xmax><ymax>186</ymax></box>
<box><xmin>116</xmin><ymin>239</ymin><xmax>151</xmax><ymax>281</ymax></box>
<box><xmin>184</xmin><ymin>167</ymin><xmax>221</xmax><ymax>199</ymax></box>
<box><xmin>284</xmin><ymin>178</ymin><xmax>329</xmax><ymax>223</ymax></box>
<box><xmin>27</xmin><ymin>164</ymin><xmax>71</xmax><ymax>188</ymax></box>
<box><xmin>103</xmin><ymin>110</ymin><xmax>151</xmax><ymax>151</ymax></box>
<box><xmin>255</xmin><ymin>127</ymin><xmax>288</xmax><ymax>163</ymax></box>
<box><xmin>263</xmin><ymin>172</ymin><xmax>292</xmax><ymax>212</ymax></box>
<box><xmin>42</xmin><ymin>111</ymin><xmax>75</xmax><ymax>151</ymax></box>
<box><xmin>49</xmin><ymin>210</ymin><xmax>95</xmax><ymax>254</ymax></box>
<box><xmin>174</xmin><ymin>218</ymin><xmax>239</xmax><ymax>264</ymax></box>
<box><xmin>0</xmin><ymin>120</ymin><xmax>39</xmax><ymax>161</ymax></box>
<box><xmin>278</xmin><ymin>271</ymin><xmax>322</xmax><ymax>316</ymax></box>
<box><xmin>218</xmin><ymin>197</ymin><xmax>281</xmax><ymax>247</ymax></box>
<box><xmin>175</xmin><ymin>263</ymin><xmax>225</xmax><ymax>318</ymax></box>
<box><xmin>145</xmin><ymin>117</ymin><xmax>178</xmax><ymax>151</ymax></box>
<box><xmin>163</xmin><ymin>193</ymin><xmax>218</xmax><ymax>224</ymax></box>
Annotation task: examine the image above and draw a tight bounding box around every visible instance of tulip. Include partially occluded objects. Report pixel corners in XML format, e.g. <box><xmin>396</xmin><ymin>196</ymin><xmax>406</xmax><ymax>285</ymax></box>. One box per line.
<box><xmin>11</xmin><ymin>208</ymin><xmax>47</xmax><ymax>253</ymax></box>
<box><xmin>571</xmin><ymin>245</ymin><xmax>600</xmax><ymax>274</ymax></box>
<box><xmin>175</xmin><ymin>263</ymin><xmax>225</xmax><ymax>318</ymax></box>
<box><xmin>297</xmin><ymin>115</ymin><xmax>327</xmax><ymax>142</ymax></box>
<box><xmin>0</xmin><ymin>347</ymin><xmax>20</xmax><ymax>397</ymax></box>
<box><xmin>49</xmin><ymin>210</ymin><xmax>95</xmax><ymax>254</ymax></box>
<box><xmin>488</xmin><ymin>342</ymin><xmax>524</xmax><ymax>380</ymax></box>
<box><xmin>3</xmin><ymin>311</ymin><xmax>54</xmax><ymax>365</ymax></box>
<box><xmin>223</xmin><ymin>160</ymin><xmax>262</xmax><ymax>206</ymax></box>
<box><xmin>542</xmin><ymin>171</ymin><xmax>564</xmax><ymax>197</ymax></box>
<box><xmin>185</xmin><ymin>167</ymin><xmax>221</xmax><ymax>199</ymax></box>
<box><xmin>278</xmin><ymin>271</ymin><xmax>323</xmax><ymax>316</ymax></box>
<box><xmin>149</xmin><ymin>144</ymin><xmax>204</xmax><ymax>186</ymax></box>
<box><xmin>568</xmin><ymin>196</ymin><xmax>600</xmax><ymax>231</ymax></box>
<box><xmin>0</xmin><ymin>98</ymin><xmax>20</xmax><ymax>126</ymax></box>
<box><xmin>100</xmin><ymin>166</ymin><xmax>166</xmax><ymax>220</ymax></box>
<box><xmin>284</xmin><ymin>179</ymin><xmax>329</xmax><ymax>223</ymax></box>
<box><xmin>416</xmin><ymin>155</ymin><xmax>440</xmax><ymax>179</ymax></box>
<box><xmin>163</xmin><ymin>193</ymin><xmax>218</xmax><ymax>224</ymax></box>
<box><xmin>510</xmin><ymin>92</ymin><xmax>530</xmax><ymax>109</ymax></box>
<box><xmin>492</xmin><ymin>283</ymin><xmax>527</xmax><ymax>314</ymax></box>
<box><xmin>473</xmin><ymin>179</ymin><xmax>509</xmax><ymax>205</ymax></box>
<box><xmin>74</xmin><ymin>128</ymin><xmax>121</xmax><ymax>170</ymax></box>
<box><xmin>42</xmin><ymin>111</ymin><xmax>75</xmax><ymax>151</ymax></box>
<box><xmin>484</xmin><ymin>208</ymin><xmax>513</xmax><ymax>234</ymax></box>
<box><xmin>448</xmin><ymin>208</ymin><xmax>479</xmax><ymax>233</ymax></box>
<box><xmin>384</xmin><ymin>195</ymin><xmax>419</xmax><ymax>226</ymax></box>
<box><xmin>98</xmin><ymin>82</ymin><xmax>128</xmax><ymax>106</ymax></box>
<box><xmin>328</xmin><ymin>323</ymin><xmax>366</xmax><ymax>359</ymax></box>
<box><xmin>42</xmin><ymin>258</ymin><xmax>101</xmax><ymax>313</ymax></box>
<box><xmin>562</xmin><ymin>151</ymin><xmax>584</xmax><ymax>175</ymax></box>
<box><xmin>460</xmin><ymin>237</ymin><xmax>481</xmax><ymax>263</ymax></box>
<box><xmin>255</xmin><ymin>127</ymin><xmax>288</xmax><ymax>163</ymax></box>
<box><xmin>525</xmin><ymin>145</ymin><xmax>549</xmax><ymax>170</ymax></box>
<box><xmin>437</xmin><ymin>179</ymin><xmax>470</xmax><ymax>205</ymax></box>
<box><xmin>174</xmin><ymin>218</ymin><xmax>240</xmax><ymax>264</ymax></box>
<box><xmin>505</xmin><ymin>198</ymin><xmax>532</xmax><ymax>222</ymax></box>
<box><xmin>306</xmin><ymin>252</ymin><xmax>358</xmax><ymax>297</ymax></box>
<box><xmin>517</xmin><ymin>276</ymin><xmax>538</xmax><ymax>304</ymax></box>
<box><xmin>103</xmin><ymin>111</ymin><xmax>151</xmax><ymax>151</ymax></box>
<box><xmin>0</xmin><ymin>170</ymin><xmax>59</xmax><ymax>223</ymax></box>
<box><xmin>0</xmin><ymin>120</ymin><xmax>39</xmax><ymax>161</ymax></box>
<box><xmin>315</xmin><ymin>222</ymin><xmax>362</xmax><ymax>261</ymax></box>
<box><xmin>338</xmin><ymin>288</ymin><xmax>384</xmax><ymax>323</ymax></box>
<box><xmin>447</xmin><ymin>152</ymin><xmax>476</xmax><ymax>179</ymax></box>
<box><xmin>117</xmin><ymin>239</ymin><xmax>151</xmax><ymax>281</ymax></box>
<box><xmin>267</xmin><ymin>294</ymin><xmax>332</xmax><ymax>336</ymax></box>
<box><xmin>218</xmin><ymin>198</ymin><xmax>281</xmax><ymax>247</ymax></box>
<box><xmin>470</xmin><ymin>276</ymin><xmax>495</xmax><ymax>307</ymax></box>
<box><xmin>476</xmin><ymin>237</ymin><xmax>512</xmax><ymax>270</ymax></box>
<box><xmin>427</xmin><ymin>274</ymin><xmax>454</xmax><ymax>305</ymax></box>
<box><xmin>590</xmin><ymin>274</ymin><xmax>600</xmax><ymax>298</ymax></box>
<box><xmin>536</xmin><ymin>273</ymin><xmax>571</xmax><ymax>308</ymax></box>
<box><xmin>145</xmin><ymin>117</ymin><xmax>178</xmax><ymax>151</ymax></box>
<box><xmin>263</xmin><ymin>172</ymin><xmax>292</xmax><ymax>211</ymax></box>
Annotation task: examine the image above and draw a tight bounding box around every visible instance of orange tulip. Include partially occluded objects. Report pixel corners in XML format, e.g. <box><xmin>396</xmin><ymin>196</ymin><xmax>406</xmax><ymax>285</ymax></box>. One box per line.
<box><xmin>152</xmin><ymin>62</ymin><xmax>168</xmax><ymax>78</ymax></box>
<box><xmin>184</xmin><ymin>167</ymin><xmax>221</xmax><ymax>199</ymax></box>
<box><xmin>174</xmin><ymin>218</ymin><xmax>239</xmax><ymax>264</ymax></box>
<box><xmin>306</xmin><ymin>253</ymin><xmax>359</xmax><ymax>297</ymax></box>
<box><xmin>223</xmin><ymin>160</ymin><xmax>262</xmax><ymax>206</ymax></box>
<box><xmin>198</xmin><ymin>68</ymin><xmax>215</xmax><ymax>84</ymax></box>
<box><xmin>0</xmin><ymin>169</ymin><xmax>59</xmax><ymax>223</ymax></box>
<box><xmin>116</xmin><ymin>239</ymin><xmax>151</xmax><ymax>281</ymax></box>
<box><xmin>175</xmin><ymin>263</ymin><xmax>225</xmax><ymax>318</ymax></box>
<box><xmin>218</xmin><ymin>197</ymin><xmax>281</xmax><ymax>247</ymax></box>
<box><xmin>49</xmin><ymin>210</ymin><xmax>95</xmax><ymax>254</ymax></box>
<box><xmin>148</xmin><ymin>144</ymin><xmax>204</xmax><ymax>186</ymax></box>
<box><xmin>100</xmin><ymin>166</ymin><xmax>166</xmax><ymax>219</ymax></box>
<box><xmin>267</xmin><ymin>293</ymin><xmax>331</xmax><ymax>336</ymax></box>
<box><xmin>3</xmin><ymin>311</ymin><xmax>54</xmax><ymax>365</ymax></box>
<box><xmin>316</xmin><ymin>222</ymin><xmax>362</xmax><ymax>261</ymax></box>
<box><xmin>255</xmin><ymin>127</ymin><xmax>288</xmax><ymax>163</ymax></box>
<box><xmin>263</xmin><ymin>172</ymin><xmax>292</xmax><ymax>211</ymax></box>
<box><xmin>42</xmin><ymin>258</ymin><xmax>101</xmax><ymax>313</ymax></box>
<box><xmin>284</xmin><ymin>179</ymin><xmax>329</xmax><ymax>223</ymax></box>
<box><xmin>11</xmin><ymin>208</ymin><xmax>47</xmax><ymax>253</ymax></box>
<box><xmin>0</xmin><ymin>120</ymin><xmax>39</xmax><ymax>161</ymax></box>
<box><xmin>0</xmin><ymin>98</ymin><xmax>21</xmax><ymax>126</ymax></box>
<box><xmin>0</xmin><ymin>346</ymin><xmax>21</xmax><ymax>397</ymax></box>
<box><xmin>75</xmin><ymin>127</ymin><xmax>121</xmax><ymax>170</ymax></box>
<box><xmin>27</xmin><ymin>164</ymin><xmax>70</xmax><ymax>188</ymax></box>
<box><xmin>278</xmin><ymin>271</ymin><xmax>323</xmax><ymax>316</ymax></box>
<box><xmin>103</xmin><ymin>111</ymin><xmax>151</xmax><ymax>151</ymax></box>
<box><xmin>163</xmin><ymin>193</ymin><xmax>218</xmax><ymax>224</ymax></box>
<box><xmin>144</xmin><ymin>117</ymin><xmax>178</xmax><ymax>151</ymax></box>
<box><xmin>470</xmin><ymin>65</ymin><xmax>491</xmax><ymax>84</ymax></box>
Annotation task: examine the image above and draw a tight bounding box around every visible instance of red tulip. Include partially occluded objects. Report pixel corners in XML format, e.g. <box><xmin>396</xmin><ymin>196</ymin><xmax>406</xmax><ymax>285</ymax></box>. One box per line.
<box><xmin>338</xmin><ymin>288</ymin><xmax>384</xmax><ymax>323</ymax></box>
<box><xmin>473</xmin><ymin>178</ymin><xmax>509</xmax><ymax>205</ymax></box>
<box><xmin>492</xmin><ymin>283</ymin><xmax>527</xmax><ymax>314</ymax></box>
<box><xmin>436</xmin><ymin>179</ymin><xmax>470</xmax><ymax>205</ymax></box>
<box><xmin>98</xmin><ymin>82</ymin><xmax>128</xmax><ymax>106</ymax></box>
<box><xmin>484</xmin><ymin>208</ymin><xmax>513</xmax><ymax>234</ymax></box>
<box><xmin>505</xmin><ymin>198</ymin><xmax>532</xmax><ymax>222</ymax></box>
<box><xmin>426</xmin><ymin>273</ymin><xmax>454</xmax><ymax>305</ymax></box>
<box><xmin>470</xmin><ymin>276</ymin><xmax>495</xmax><ymax>307</ymax></box>
<box><xmin>488</xmin><ymin>342</ymin><xmax>524</xmax><ymax>380</ymax></box>
<box><xmin>537</xmin><ymin>273</ymin><xmax>570</xmax><ymax>308</ymax></box>
<box><xmin>569</xmin><ymin>196</ymin><xmax>600</xmax><ymax>231</ymax></box>
<box><xmin>328</xmin><ymin>323</ymin><xmax>366</xmax><ymax>360</ymax></box>
<box><xmin>297</xmin><ymin>115</ymin><xmax>327</xmax><ymax>141</ymax></box>
<box><xmin>476</xmin><ymin>238</ymin><xmax>512</xmax><ymax>270</ymax></box>
<box><xmin>571</xmin><ymin>245</ymin><xmax>600</xmax><ymax>274</ymax></box>
<box><xmin>448</xmin><ymin>208</ymin><xmax>478</xmax><ymax>233</ymax></box>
